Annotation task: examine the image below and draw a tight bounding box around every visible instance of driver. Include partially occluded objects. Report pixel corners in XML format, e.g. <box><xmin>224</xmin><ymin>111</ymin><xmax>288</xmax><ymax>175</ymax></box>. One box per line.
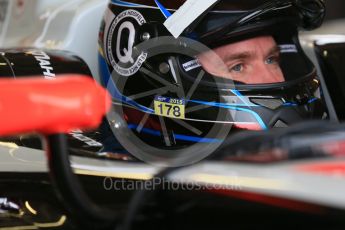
<box><xmin>98</xmin><ymin>0</ymin><xmax>328</xmax><ymax>152</ymax></box>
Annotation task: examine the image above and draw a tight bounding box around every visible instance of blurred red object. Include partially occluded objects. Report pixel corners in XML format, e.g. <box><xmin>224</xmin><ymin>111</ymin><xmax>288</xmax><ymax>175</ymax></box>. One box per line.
<box><xmin>297</xmin><ymin>162</ymin><xmax>345</xmax><ymax>177</ymax></box>
<box><xmin>0</xmin><ymin>75</ymin><xmax>111</xmax><ymax>136</ymax></box>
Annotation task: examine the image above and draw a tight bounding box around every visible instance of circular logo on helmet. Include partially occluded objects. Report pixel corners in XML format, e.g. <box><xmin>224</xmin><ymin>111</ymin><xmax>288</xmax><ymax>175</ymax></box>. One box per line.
<box><xmin>106</xmin><ymin>10</ymin><xmax>147</xmax><ymax>77</ymax></box>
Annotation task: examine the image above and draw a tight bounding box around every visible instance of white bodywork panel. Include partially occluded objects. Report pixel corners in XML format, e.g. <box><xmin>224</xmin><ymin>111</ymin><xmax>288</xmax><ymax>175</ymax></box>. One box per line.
<box><xmin>1</xmin><ymin>141</ymin><xmax>345</xmax><ymax>210</ymax></box>
<box><xmin>0</xmin><ymin>0</ymin><xmax>108</xmax><ymax>82</ymax></box>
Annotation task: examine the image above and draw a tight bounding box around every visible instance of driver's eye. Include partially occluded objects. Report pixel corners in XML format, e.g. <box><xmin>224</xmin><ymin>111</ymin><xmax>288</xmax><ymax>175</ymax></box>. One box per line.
<box><xmin>265</xmin><ymin>55</ymin><xmax>280</xmax><ymax>65</ymax></box>
<box><xmin>230</xmin><ymin>64</ymin><xmax>243</xmax><ymax>73</ymax></box>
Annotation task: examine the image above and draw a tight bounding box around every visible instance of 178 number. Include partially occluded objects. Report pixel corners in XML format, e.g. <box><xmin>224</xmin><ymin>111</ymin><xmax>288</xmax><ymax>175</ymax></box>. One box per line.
<box><xmin>157</xmin><ymin>104</ymin><xmax>182</xmax><ymax>118</ymax></box>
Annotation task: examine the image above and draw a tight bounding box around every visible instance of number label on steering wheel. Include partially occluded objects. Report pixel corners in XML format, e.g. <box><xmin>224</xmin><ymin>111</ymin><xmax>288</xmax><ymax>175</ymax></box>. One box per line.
<box><xmin>154</xmin><ymin>96</ymin><xmax>185</xmax><ymax>119</ymax></box>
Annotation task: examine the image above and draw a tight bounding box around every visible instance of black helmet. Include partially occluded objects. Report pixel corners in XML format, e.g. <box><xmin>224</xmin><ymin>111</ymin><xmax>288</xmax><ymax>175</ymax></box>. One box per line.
<box><xmin>98</xmin><ymin>0</ymin><xmax>327</xmax><ymax>163</ymax></box>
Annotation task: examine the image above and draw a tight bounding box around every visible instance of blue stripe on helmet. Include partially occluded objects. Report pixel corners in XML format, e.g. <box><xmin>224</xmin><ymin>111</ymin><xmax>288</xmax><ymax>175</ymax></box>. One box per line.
<box><xmin>154</xmin><ymin>0</ymin><xmax>172</xmax><ymax>18</ymax></box>
<box><xmin>188</xmin><ymin>99</ymin><xmax>267</xmax><ymax>130</ymax></box>
<box><xmin>128</xmin><ymin>124</ymin><xmax>222</xmax><ymax>143</ymax></box>
<box><xmin>111</xmin><ymin>0</ymin><xmax>144</xmax><ymax>7</ymax></box>
<box><xmin>111</xmin><ymin>0</ymin><xmax>172</xmax><ymax>19</ymax></box>
<box><xmin>230</xmin><ymin>89</ymin><xmax>258</xmax><ymax>106</ymax></box>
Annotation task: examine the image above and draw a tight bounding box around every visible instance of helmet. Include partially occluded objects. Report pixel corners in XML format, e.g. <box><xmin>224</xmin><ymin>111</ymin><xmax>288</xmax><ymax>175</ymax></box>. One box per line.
<box><xmin>98</xmin><ymin>0</ymin><xmax>327</xmax><ymax>162</ymax></box>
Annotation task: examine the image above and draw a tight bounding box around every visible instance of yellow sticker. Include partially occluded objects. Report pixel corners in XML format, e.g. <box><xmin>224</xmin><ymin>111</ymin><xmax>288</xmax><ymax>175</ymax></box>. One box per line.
<box><xmin>154</xmin><ymin>96</ymin><xmax>185</xmax><ymax>119</ymax></box>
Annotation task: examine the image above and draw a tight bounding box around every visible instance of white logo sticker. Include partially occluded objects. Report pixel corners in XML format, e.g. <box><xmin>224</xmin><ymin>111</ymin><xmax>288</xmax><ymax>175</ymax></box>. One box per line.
<box><xmin>182</xmin><ymin>59</ymin><xmax>201</xmax><ymax>72</ymax></box>
<box><xmin>28</xmin><ymin>50</ymin><xmax>56</xmax><ymax>79</ymax></box>
<box><xmin>106</xmin><ymin>10</ymin><xmax>147</xmax><ymax>77</ymax></box>
<box><xmin>279</xmin><ymin>44</ymin><xmax>298</xmax><ymax>53</ymax></box>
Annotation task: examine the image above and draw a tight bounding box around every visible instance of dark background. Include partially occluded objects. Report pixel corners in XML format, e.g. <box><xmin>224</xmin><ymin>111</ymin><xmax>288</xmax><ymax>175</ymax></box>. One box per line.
<box><xmin>325</xmin><ymin>0</ymin><xmax>345</xmax><ymax>21</ymax></box>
